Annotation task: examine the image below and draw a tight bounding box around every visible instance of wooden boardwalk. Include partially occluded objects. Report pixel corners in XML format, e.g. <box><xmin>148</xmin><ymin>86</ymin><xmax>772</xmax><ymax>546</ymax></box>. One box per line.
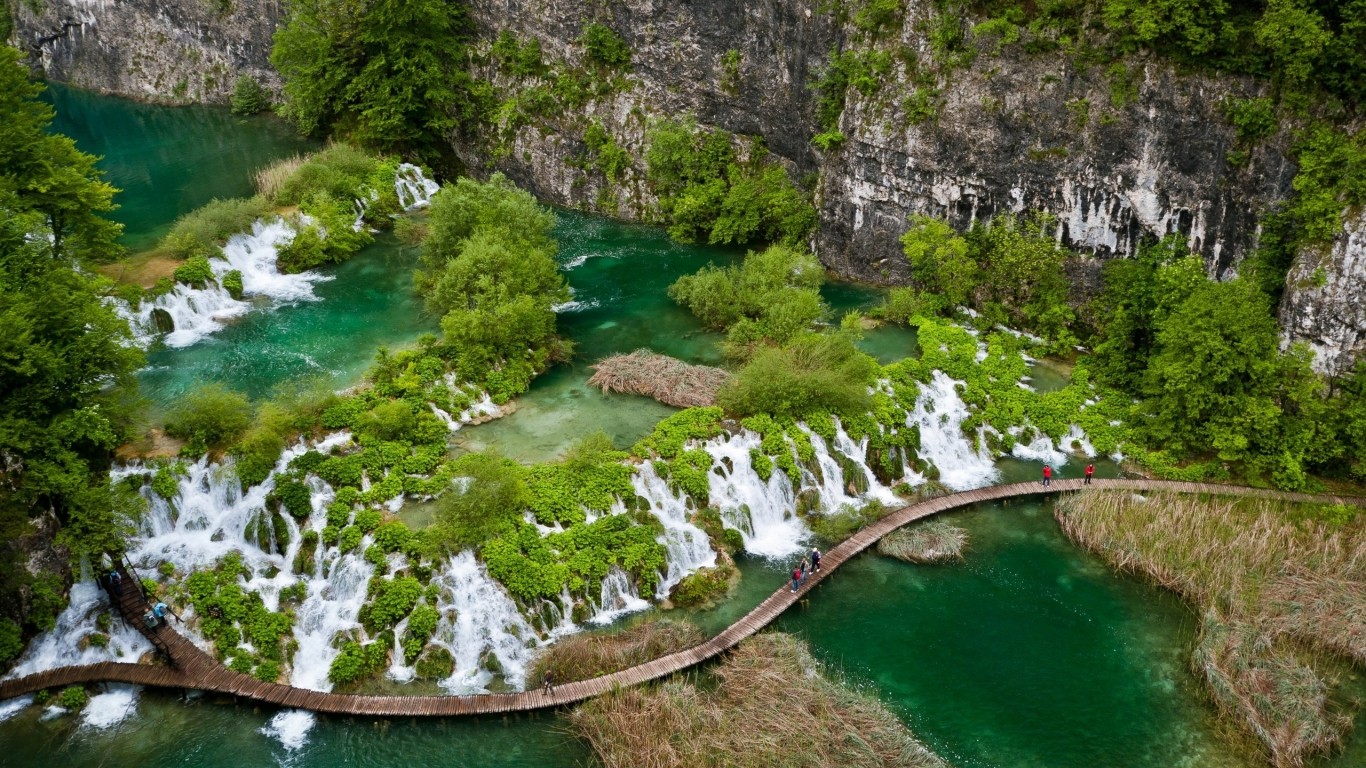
<box><xmin>1</xmin><ymin>478</ymin><xmax>1360</xmax><ymax>716</ymax></box>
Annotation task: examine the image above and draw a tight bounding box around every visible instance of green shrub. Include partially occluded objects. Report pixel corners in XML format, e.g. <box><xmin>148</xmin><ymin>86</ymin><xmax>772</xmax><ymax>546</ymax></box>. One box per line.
<box><xmin>173</xmin><ymin>255</ymin><xmax>217</xmax><ymax>288</ymax></box>
<box><xmin>415</xmin><ymin>646</ymin><xmax>454</xmax><ymax>680</ymax></box>
<box><xmin>162</xmin><ymin>197</ymin><xmax>271</xmax><ymax>260</ymax></box>
<box><xmin>151</xmin><ymin>461</ymin><xmax>186</xmax><ymax>499</ymax></box>
<box><xmin>254</xmin><ymin>659</ymin><xmax>280</xmax><ymax>682</ymax></box>
<box><xmin>669</xmin><ymin>566</ymin><xmax>731</xmax><ymax>608</ymax></box>
<box><xmin>58</xmin><ymin>685</ymin><xmax>88</xmax><ymax>710</ymax></box>
<box><xmin>164</xmin><ymin>383</ymin><xmax>253</xmax><ymax>452</ymax></box>
<box><xmin>433</xmin><ymin>452</ymin><xmax>530</xmax><ymax>550</ymax></box>
<box><xmin>492</xmin><ymin>31</ymin><xmax>547</xmax><ymax>78</ymax></box>
<box><xmin>717</xmin><ymin>332</ymin><xmax>877</xmax><ymax>419</ymax></box>
<box><xmin>267</xmin><ymin>478</ymin><xmax>312</xmax><ymax>519</ymax></box>
<box><xmin>221</xmin><ymin>269</ymin><xmax>244</xmax><ymax>300</ymax></box>
<box><xmin>327</xmin><ymin>640</ymin><xmax>388</xmax><ymax>685</ymax></box>
<box><xmin>581</xmin><ymin>23</ymin><xmax>631</xmax><ymax>69</ymax></box>
<box><xmin>230</xmin><ymin>75</ymin><xmax>271</xmax><ymax>116</ymax></box>
<box><xmin>668</xmin><ymin>244</ymin><xmax>825</xmax><ymax>344</ymax></box>
<box><xmin>0</xmin><ymin>619</ymin><xmax>22</xmax><ymax>664</ymax></box>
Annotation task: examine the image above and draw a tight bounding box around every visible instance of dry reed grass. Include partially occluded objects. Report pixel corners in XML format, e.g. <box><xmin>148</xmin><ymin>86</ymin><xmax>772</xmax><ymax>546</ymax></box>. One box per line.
<box><xmin>568</xmin><ymin>633</ymin><xmax>947</xmax><ymax>768</ymax></box>
<box><xmin>1055</xmin><ymin>490</ymin><xmax>1366</xmax><ymax>767</ymax></box>
<box><xmin>254</xmin><ymin>154</ymin><xmax>305</xmax><ymax>201</ymax></box>
<box><xmin>588</xmin><ymin>349</ymin><xmax>730</xmax><ymax>408</ymax></box>
<box><xmin>877</xmin><ymin>520</ymin><xmax>968</xmax><ymax>563</ymax></box>
<box><xmin>527</xmin><ymin>618</ymin><xmax>703</xmax><ymax>686</ymax></box>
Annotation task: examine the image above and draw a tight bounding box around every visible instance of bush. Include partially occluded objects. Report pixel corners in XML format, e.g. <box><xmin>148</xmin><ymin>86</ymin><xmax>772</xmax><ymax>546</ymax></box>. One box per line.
<box><xmin>221</xmin><ymin>269</ymin><xmax>244</xmax><ymax>300</ymax></box>
<box><xmin>162</xmin><ymin>197</ymin><xmax>271</xmax><ymax>260</ymax></box>
<box><xmin>164</xmin><ymin>384</ymin><xmax>253</xmax><ymax>452</ymax></box>
<box><xmin>668</xmin><ymin>244</ymin><xmax>825</xmax><ymax>344</ymax></box>
<box><xmin>0</xmin><ymin>619</ymin><xmax>22</xmax><ymax>664</ymax></box>
<box><xmin>327</xmin><ymin>640</ymin><xmax>388</xmax><ymax>685</ymax></box>
<box><xmin>173</xmin><ymin>255</ymin><xmax>216</xmax><ymax>288</ymax></box>
<box><xmin>433</xmin><ymin>452</ymin><xmax>529</xmax><ymax>550</ymax></box>
<box><xmin>717</xmin><ymin>332</ymin><xmax>877</xmax><ymax>419</ymax></box>
<box><xmin>668</xmin><ymin>567</ymin><xmax>732</xmax><ymax>608</ymax></box>
<box><xmin>581</xmin><ymin>23</ymin><xmax>631</xmax><ymax>69</ymax></box>
<box><xmin>58</xmin><ymin>685</ymin><xmax>88</xmax><ymax>710</ymax></box>
<box><xmin>230</xmin><ymin>75</ymin><xmax>271</xmax><ymax>116</ymax></box>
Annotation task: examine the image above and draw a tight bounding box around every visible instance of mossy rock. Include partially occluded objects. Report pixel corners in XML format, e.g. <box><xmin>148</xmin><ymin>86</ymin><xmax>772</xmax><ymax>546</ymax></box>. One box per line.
<box><xmin>415</xmin><ymin>646</ymin><xmax>454</xmax><ymax>680</ymax></box>
<box><xmin>796</xmin><ymin>489</ymin><xmax>822</xmax><ymax>517</ymax></box>
<box><xmin>151</xmin><ymin>308</ymin><xmax>175</xmax><ymax>334</ymax></box>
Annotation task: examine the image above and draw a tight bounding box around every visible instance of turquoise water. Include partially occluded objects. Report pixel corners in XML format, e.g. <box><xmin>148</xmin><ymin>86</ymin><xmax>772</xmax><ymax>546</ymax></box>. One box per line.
<box><xmin>44</xmin><ymin>82</ymin><xmax>317</xmax><ymax>252</ymax></box>
<box><xmin>15</xmin><ymin>85</ymin><xmax>1364</xmax><ymax>768</ymax></box>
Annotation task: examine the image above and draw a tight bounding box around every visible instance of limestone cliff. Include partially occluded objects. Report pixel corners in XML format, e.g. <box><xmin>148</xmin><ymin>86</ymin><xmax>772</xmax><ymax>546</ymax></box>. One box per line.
<box><xmin>9</xmin><ymin>0</ymin><xmax>1364</xmax><ymax>373</ymax></box>
<box><xmin>10</xmin><ymin>0</ymin><xmax>280</xmax><ymax>103</ymax></box>
<box><xmin>1281</xmin><ymin>210</ymin><xmax>1366</xmax><ymax>377</ymax></box>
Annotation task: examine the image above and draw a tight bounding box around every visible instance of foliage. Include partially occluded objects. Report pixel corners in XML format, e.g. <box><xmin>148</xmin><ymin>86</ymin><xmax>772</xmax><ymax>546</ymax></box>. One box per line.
<box><xmin>172</xmin><ymin>255</ymin><xmax>216</xmax><ymax>288</ymax></box>
<box><xmin>580</xmin><ymin>23</ymin><xmax>631</xmax><ymax>70</ymax></box>
<box><xmin>0</xmin><ymin>54</ymin><xmax>145</xmax><ymax>629</ymax></box>
<box><xmin>161</xmin><ymin>196</ymin><xmax>272</xmax><ymax>261</ymax></box>
<box><xmin>230</xmin><ymin>75</ymin><xmax>271</xmax><ymax>116</ymax></box>
<box><xmin>0</xmin><ymin>48</ymin><xmax>121</xmax><ymax>262</ymax></box>
<box><xmin>433</xmin><ymin>452</ymin><xmax>530</xmax><ymax>550</ymax></box>
<box><xmin>164</xmin><ymin>384</ymin><xmax>253</xmax><ymax>453</ymax></box>
<box><xmin>360</xmin><ymin>575</ymin><xmax>422</xmax><ymax>631</ymax></box>
<box><xmin>717</xmin><ymin>332</ymin><xmax>878</xmax><ymax>419</ymax></box>
<box><xmin>668</xmin><ymin>566</ymin><xmax>732</xmax><ymax>608</ymax></box>
<box><xmin>328</xmin><ymin>639</ymin><xmax>388</xmax><ymax>685</ymax></box>
<box><xmin>151</xmin><ymin>462</ymin><xmax>186</xmax><ymax>500</ymax></box>
<box><xmin>415</xmin><ymin>174</ymin><xmax>569</xmax><ymax>399</ymax></box>
<box><xmin>482</xmin><ymin>513</ymin><xmax>666</xmax><ymax>602</ymax></box>
<box><xmin>645</xmin><ymin>120</ymin><xmax>816</xmax><ymax>247</ymax></box>
<box><xmin>668</xmin><ymin>244</ymin><xmax>827</xmax><ymax>350</ymax></box>
<box><xmin>631</xmin><ymin>407</ymin><xmax>725</xmax><ymax>459</ymax></box>
<box><xmin>221</xmin><ymin>269</ymin><xmax>244</xmax><ymax>300</ymax></box>
<box><xmin>584</xmin><ymin>122</ymin><xmax>630</xmax><ymax>182</ymax></box>
<box><xmin>58</xmin><ymin>686</ymin><xmax>88</xmax><ymax>710</ymax></box>
<box><xmin>900</xmin><ymin>214</ymin><xmax>976</xmax><ymax>308</ymax></box>
<box><xmin>491</xmin><ymin>31</ymin><xmax>547</xmax><ymax>78</ymax></box>
<box><xmin>271</xmin><ymin>0</ymin><xmax>478</xmax><ymax>157</ymax></box>
<box><xmin>184</xmin><ymin>554</ymin><xmax>293</xmax><ymax>662</ymax></box>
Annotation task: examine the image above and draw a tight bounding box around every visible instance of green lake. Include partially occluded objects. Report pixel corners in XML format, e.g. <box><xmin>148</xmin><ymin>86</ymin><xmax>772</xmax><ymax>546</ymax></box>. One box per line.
<box><xmin>4</xmin><ymin>86</ymin><xmax>1362</xmax><ymax>768</ymax></box>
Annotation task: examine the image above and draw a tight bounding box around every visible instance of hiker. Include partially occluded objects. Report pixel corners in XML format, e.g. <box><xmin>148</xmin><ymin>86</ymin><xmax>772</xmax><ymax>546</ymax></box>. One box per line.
<box><xmin>1084</xmin><ymin>463</ymin><xmax>1094</xmax><ymax>485</ymax></box>
<box><xmin>153</xmin><ymin>602</ymin><xmax>168</xmax><ymax>621</ymax></box>
<box><xmin>542</xmin><ymin>671</ymin><xmax>554</xmax><ymax>696</ymax></box>
<box><xmin>1042</xmin><ymin>465</ymin><xmax>1052</xmax><ymax>487</ymax></box>
<box><xmin>791</xmin><ymin>566</ymin><xmax>802</xmax><ymax>593</ymax></box>
<box><xmin>811</xmin><ymin>547</ymin><xmax>821</xmax><ymax>573</ymax></box>
<box><xmin>109</xmin><ymin>570</ymin><xmax>122</xmax><ymax>596</ymax></box>
<box><xmin>800</xmin><ymin>557</ymin><xmax>810</xmax><ymax>584</ymax></box>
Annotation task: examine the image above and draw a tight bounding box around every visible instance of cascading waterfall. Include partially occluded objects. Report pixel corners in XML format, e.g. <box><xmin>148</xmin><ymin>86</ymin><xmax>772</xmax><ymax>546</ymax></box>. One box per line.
<box><xmin>394</xmin><ymin>163</ymin><xmax>440</xmax><ymax>209</ymax></box>
<box><xmin>5</xmin><ymin>579</ymin><xmax>151</xmax><ymax>680</ymax></box>
<box><xmin>428</xmin><ymin>551</ymin><xmax>539</xmax><ymax>693</ymax></box>
<box><xmin>832</xmin><ymin>420</ymin><xmax>907</xmax><ymax>505</ymax></box>
<box><xmin>908</xmin><ymin>371</ymin><xmax>999</xmax><ymax>490</ymax></box>
<box><xmin>115</xmin><ymin>218</ymin><xmax>331</xmax><ymax>348</ymax></box>
<box><xmin>703</xmin><ymin>432</ymin><xmax>807</xmax><ymax>559</ymax></box>
<box><xmin>632</xmin><ymin>462</ymin><xmax>716</xmax><ymax>598</ymax></box>
<box><xmin>589</xmin><ymin>568</ymin><xmax>652</xmax><ymax>626</ymax></box>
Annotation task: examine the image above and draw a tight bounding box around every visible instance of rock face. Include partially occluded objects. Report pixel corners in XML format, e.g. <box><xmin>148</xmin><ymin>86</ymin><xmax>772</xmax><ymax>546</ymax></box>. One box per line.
<box><xmin>1280</xmin><ymin>210</ymin><xmax>1366</xmax><ymax>377</ymax></box>
<box><xmin>8</xmin><ymin>0</ymin><xmax>1362</xmax><ymax>372</ymax></box>
<box><xmin>10</xmin><ymin>0</ymin><xmax>280</xmax><ymax>104</ymax></box>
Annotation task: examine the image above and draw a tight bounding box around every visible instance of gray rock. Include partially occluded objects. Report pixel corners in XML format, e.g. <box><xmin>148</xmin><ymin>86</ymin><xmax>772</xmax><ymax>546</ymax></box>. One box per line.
<box><xmin>1280</xmin><ymin>209</ymin><xmax>1366</xmax><ymax>377</ymax></box>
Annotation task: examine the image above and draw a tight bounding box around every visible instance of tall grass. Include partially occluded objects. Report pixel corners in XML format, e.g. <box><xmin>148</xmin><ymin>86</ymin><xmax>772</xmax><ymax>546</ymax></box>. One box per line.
<box><xmin>1055</xmin><ymin>490</ymin><xmax>1366</xmax><ymax>767</ymax></box>
<box><xmin>878</xmin><ymin>520</ymin><xmax>967</xmax><ymax>563</ymax></box>
<box><xmin>254</xmin><ymin>154</ymin><xmax>305</xmax><ymax>202</ymax></box>
<box><xmin>527</xmin><ymin>618</ymin><xmax>703</xmax><ymax>686</ymax></box>
<box><xmin>568</xmin><ymin>633</ymin><xmax>947</xmax><ymax>768</ymax></box>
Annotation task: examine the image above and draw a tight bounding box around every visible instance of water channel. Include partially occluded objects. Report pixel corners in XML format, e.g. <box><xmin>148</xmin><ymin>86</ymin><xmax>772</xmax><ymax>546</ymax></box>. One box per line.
<box><xmin>2</xmin><ymin>85</ymin><xmax>1362</xmax><ymax>768</ymax></box>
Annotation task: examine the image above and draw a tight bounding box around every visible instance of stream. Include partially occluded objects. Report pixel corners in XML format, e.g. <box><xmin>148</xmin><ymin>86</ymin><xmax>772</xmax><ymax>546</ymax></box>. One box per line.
<box><xmin>2</xmin><ymin>87</ymin><xmax>1363</xmax><ymax>768</ymax></box>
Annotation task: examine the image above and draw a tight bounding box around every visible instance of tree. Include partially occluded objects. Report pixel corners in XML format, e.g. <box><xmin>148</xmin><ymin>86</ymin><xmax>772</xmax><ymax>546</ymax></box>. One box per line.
<box><xmin>0</xmin><ymin>52</ymin><xmax>144</xmax><ymax>648</ymax></box>
<box><xmin>271</xmin><ymin>0</ymin><xmax>476</xmax><ymax>156</ymax></box>
<box><xmin>433</xmin><ymin>453</ymin><xmax>529</xmax><ymax>550</ymax></box>
<box><xmin>0</xmin><ymin>48</ymin><xmax>121</xmax><ymax>261</ymax></box>
<box><xmin>900</xmin><ymin>214</ymin><xmax>975</xmax><ymax>307</ymax></box>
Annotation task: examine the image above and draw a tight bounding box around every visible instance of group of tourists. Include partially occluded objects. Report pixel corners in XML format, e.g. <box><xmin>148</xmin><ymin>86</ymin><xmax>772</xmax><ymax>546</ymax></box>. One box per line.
<box><xmin>1041</xmin><ymin>463</ymin><xmax>1095</xmax><ymax>486</ymax></box>
<box><xmin>790</xmin><ymin>547</ymin><xmax>821</xmax><ymax>592</ymax></box>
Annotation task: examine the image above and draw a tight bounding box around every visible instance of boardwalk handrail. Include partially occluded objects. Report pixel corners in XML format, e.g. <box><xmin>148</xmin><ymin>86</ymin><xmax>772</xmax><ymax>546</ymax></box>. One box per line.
<box><xmin>1</xmin><ymin>478</ymin><xmax>1361</xmax><ymax>715</ymax></box>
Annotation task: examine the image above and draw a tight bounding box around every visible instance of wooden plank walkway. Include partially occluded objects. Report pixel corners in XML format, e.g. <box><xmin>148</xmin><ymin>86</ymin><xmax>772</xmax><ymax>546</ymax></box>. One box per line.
<box><xmin>1</xmin><ymin>478</ymin><xmax>1360</xmax><ymax>716</ymax></box>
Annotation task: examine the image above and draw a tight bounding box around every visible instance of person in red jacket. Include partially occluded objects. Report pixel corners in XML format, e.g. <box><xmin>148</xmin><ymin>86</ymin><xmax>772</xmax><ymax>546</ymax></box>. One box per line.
<box><xmin>1042</xmin><ymin>465</ymin><xmax>1052</xmax><ymax>487</ymax></box>
<box><xmin>791</xmin><ymin>567</ymin><xmax>802</xmax><ymax>592</ymax></box>
<box><xmin>1084</xmin><ymin>463</ymin><xmax>1095</xmax><ymax>485</ymax></box>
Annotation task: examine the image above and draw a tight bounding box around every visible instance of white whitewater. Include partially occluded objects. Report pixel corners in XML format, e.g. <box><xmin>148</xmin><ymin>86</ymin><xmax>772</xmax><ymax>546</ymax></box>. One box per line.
<box><xmin>116</xmin><ymin>218</ymin><xmax>332</xmax><ymax>348</ymax></box>
<box><xmin>80</xmin><ymin>685</ymin><xmax>139</xmax><ymax>730</ymax></box>
<box><xmin>262</xmin><ymin>709</ymin><xmax>316</xmax><ymax>751</ymax></box>
<box><xmin>632</xmin><ymin>462</ymin><xmax>716</xmax><ymax>598</ymax></box>
<box><xmin>703</xmin><ymin>431</ymin><xmax>808</xmax><ymax>559</ymax></box>
<box><xmin>588</xmin><ymin>568</ymin><xmax>652</xmax><ymax>626</ymax></box>
<box><xmin>6</xmin><ymin>578</ymin><xmax>151</xmax><ymax>679</ymax></box>
<box><xmin>429</xmin><ymin>551</ymin><xmax>539</xmax><ymax>693</ymax></box>
<box><xmin>832</xmin><ymin>420</ymin><xmax>907</xmax><ymax>505</ymax></box>
<box><xmin>395</xmin><ymin>163</ymin><xmax>440</xmax><ymax>209</ymax></box>
<box><xmin>908</xmin><ymin>371</ymin><xmax>999</xmax><ymax>490</ymax></box>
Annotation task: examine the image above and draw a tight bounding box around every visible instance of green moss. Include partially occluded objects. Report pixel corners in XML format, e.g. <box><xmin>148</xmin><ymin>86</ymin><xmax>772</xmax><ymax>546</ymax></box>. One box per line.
<box><xmin>632</xmin><ymin>407</ymin><xmax>725</xmax><ymax>459</ymax></box>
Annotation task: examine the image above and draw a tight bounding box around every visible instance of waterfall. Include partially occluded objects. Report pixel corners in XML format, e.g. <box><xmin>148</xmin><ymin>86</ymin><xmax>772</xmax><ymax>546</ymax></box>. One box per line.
<box><xmin>261</xmin><ymin>709</ymin><xmax>316</xmax><ymax>751</ymax></box>
<box><xmin>703</xmin><ymin>432</ymin><xmax>808</xmax><ymax>559</ymax></box>
<box><xmin>795</xmin><ymin>426</ymin><xmax>864</xmax><ymax>513</ymax></box>
<box><xmin>633</xmin><ymin>462</ymin><xmax>716</xmax><ymax>598</ymax></box>
<box><xmin>394</xmin><ymin>163</ymin><xmax>440</xmax><ymax>209</ymax></box>
<box><xmin>115</xmin><ymin>218</ymin><xmax>333</xmax><ymax>349</ymax></box>
<box><xmin>908</xmin><ymin>371</ymin><xmax>999</xmax><ymax>490</ymax></box>
<box><xmin>5</xmin><ymin>579</ymin><xmax>152</xmax><ymax>679</ymax></box>
<box><xmin>832</xmin><ymin>419</ymin><xmax>906</xmax><ymax>505</ymax></box>
<box><xmin>429</xmin><ymin>551</ymin><xmax>539</xmax><ymax>693</ymax></box>
<box><xmin>588</xmin><ymin>568</ymin><xmax>652</xmax><ymax>626</ymax></box>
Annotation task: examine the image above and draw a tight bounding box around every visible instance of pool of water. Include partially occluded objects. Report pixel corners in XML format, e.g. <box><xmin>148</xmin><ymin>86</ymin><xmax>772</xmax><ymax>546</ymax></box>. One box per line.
<box><xmin>44</xmin><ymin>82</ymin><xmax>317</xmax><ymax>252</ymax></box>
